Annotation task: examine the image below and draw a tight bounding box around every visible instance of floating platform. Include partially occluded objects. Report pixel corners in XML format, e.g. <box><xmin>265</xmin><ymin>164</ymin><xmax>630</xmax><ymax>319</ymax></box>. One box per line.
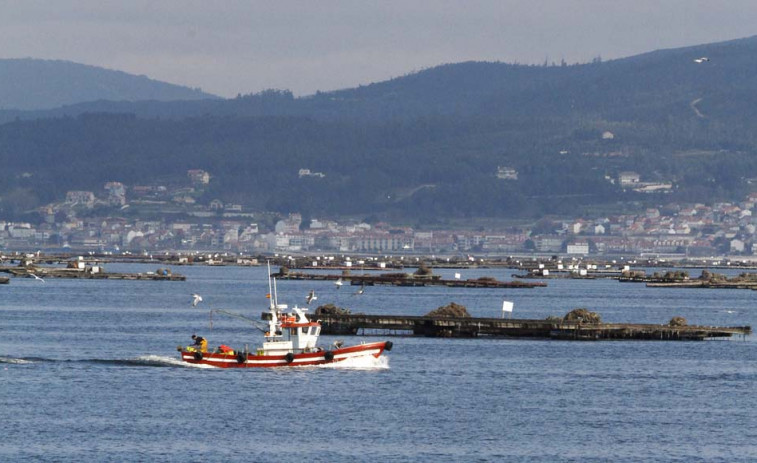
<box><xmin>276</xmin><ymin>272</ymin><xmax>546</xmax><ymax>289</ymax></box>
<box><xmin>513</xmin><ymin>273</ymin><xmax>598</xmax><ymax>280</ymax></box>
<box><xmin>0</xmin><ymin>276</ymin><xmax>8</xmax><ymax>284</ymax></box>
<box><xmin>308</xmin><ymin>313</ymin><xmax>751</xmax><ymax>340</ymax></box>
<box><xmin>0</xmin><ymin>267</ymin><xmax>185</xmax><ymax>281</ymax></box>
<box><xmin>645</xmin><ymin>281</ymin><xmax>757</xmax><ymax>289</ymax></box>
<box><xmin>291</xmin><ymin>265</ymin><xmax>403</xmax><ymax>271</ymax></box>
<box><xmin>617</xmin><ymin>277</ymin><xmax>757</xmax><ymax>289</ymax></box>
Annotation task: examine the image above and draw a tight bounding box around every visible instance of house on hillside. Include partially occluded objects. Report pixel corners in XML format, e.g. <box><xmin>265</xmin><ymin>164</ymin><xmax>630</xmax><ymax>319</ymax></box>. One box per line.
<box><xmin>535</xmin><ymin>236</ymin><xmax>563</xmax><ymax>252</ymax></box>
<box><xmin>298</xmin><ymin>168</ymin><xmax>326</xmax><ymax>178</ymax></box>
<box><xmin>731</xmin><ymin>239</ymin><xmax>746</xmax><ymax>254</ymax></box>
<box><xmin>187</xmin><ymin>169</ymin><xmax>210</xmax><ymax>185</ymax></box>
<box><xmin>275</xmin><ymin>214</ymin><xmax>302</xmax><ymax>234</ymax></box>
<box><xmin>633</xmin><ymin>182</ymin><xmax>673</xmax><ymax>193</ymax></box>
<box><xmin>568</xmin><ymin>220</ymin><xmax>584</xmax><ymax>234</ymax></box>
<box><xmin>496</xmin><ymin>166</ymin><xmax>518</xmax><ymax>180</ymax></box>
<box><xmin>618</xmin><ymin>171</ymin><xmax>640</xmax><ymax>186</ymax></box>
<box><xmin>104</xmin><ymin>182</ymin><xmax>126</xmax><ymax>206</ymax></box>
<box><xmin>65</xmin><ymin>191</ymin><xmax>96</xmax><ymax>208</ymax></box>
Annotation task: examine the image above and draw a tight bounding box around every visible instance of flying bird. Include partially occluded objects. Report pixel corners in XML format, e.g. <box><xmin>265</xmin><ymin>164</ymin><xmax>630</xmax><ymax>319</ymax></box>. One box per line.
<box><xmin>693</xmin><ymin>57</ymin><xmax>710</xmax><ymax>63</ymax></box>
<box><xmin>306</xmin><ymin>289</ymin><xmax>317</xmax><ymax>305</ymax></box>
<box><xmin>354</xmin><ymin>285</ymin><xmax>365</xmax><ymax>296</ymax></box>
<box><xmin>191</xmin><ymin>293</ymin><xmax>203</xmax><ymax>307</ymax></box>
<box><xmin>29</xmin><ymin>273</ymin><xmax>45</xmax><ymax>282</ymax></box>
<box><xmin>334</xmin><ymin>278</ymin><xmax>343</xmax><ymax>289</ymax></box>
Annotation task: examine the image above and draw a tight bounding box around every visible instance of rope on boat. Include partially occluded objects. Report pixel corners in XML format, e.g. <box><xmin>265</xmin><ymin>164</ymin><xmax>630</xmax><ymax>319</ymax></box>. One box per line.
<box><xmin>208</xmin><ymin>309</ymin><xmax>267</xmax><ymax>333</ymax></box>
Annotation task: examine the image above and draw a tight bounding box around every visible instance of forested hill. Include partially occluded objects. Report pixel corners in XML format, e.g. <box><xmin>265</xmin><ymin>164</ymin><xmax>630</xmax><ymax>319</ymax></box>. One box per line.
<box><xmin>6</xmin><ymin>35</ymin><xmax>757</xmax><ymax>123</ymax></box>
<box><xmin>0</xmin><ymin>59</ymin><xmax>218</xmax><ymax>110</ymax></box>
<box><xmin>2</xmin><ymin>37</ymin><xmax>757</xmax><ymax>222</ymax></box>
<box><xmin>318</xmin><ymin>34</ymin><xmax>757</xmax><ymax>124</ymax></box>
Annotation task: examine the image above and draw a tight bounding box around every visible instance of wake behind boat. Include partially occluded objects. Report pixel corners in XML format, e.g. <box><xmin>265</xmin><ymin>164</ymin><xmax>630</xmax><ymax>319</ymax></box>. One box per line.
<box><xmin>177</xmin><ymin>265</ymin><xmax>392</xmax><ymax>368</ymax></box>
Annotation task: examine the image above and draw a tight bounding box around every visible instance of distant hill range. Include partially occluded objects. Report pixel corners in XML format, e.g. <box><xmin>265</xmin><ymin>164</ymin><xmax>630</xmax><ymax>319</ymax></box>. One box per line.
<box><xmin>3</xmin><ymin>37</ymin><xmax>757</xmax><ymax>222</ymax></box>
<box><xmin>6</xmin><ymin>35</ymin><xmax>757</xmax><ymax>123</ymax></box>
<box><xmin>0</xmin><ymin>59</ymin><xmax>218</xmax><ymax>110</ymax></box>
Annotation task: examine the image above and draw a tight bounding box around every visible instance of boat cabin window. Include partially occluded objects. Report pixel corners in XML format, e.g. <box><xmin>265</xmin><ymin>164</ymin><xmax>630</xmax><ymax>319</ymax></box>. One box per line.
<box><xmin>290</xmin><ymin>325</ymin><xmax>317</xmax><ymax>336</ymax></box>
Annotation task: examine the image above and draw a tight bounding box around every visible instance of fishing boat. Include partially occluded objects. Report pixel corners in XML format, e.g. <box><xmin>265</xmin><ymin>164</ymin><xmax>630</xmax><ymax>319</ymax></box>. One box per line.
<box><xmin>177</xmin><ymin>266</ymin><xmax>392</xmax><ymax>368</ymax></box>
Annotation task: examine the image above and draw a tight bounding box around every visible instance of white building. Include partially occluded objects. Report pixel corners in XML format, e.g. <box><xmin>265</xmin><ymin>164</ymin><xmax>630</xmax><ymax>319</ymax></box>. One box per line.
<box><xmin>566</xmin><ymin>242</ymin><xmax>590</xmax><ymax>255</ymax></box>
<box><xmin>104</xmin><ymin>182</ymin><xmax>126</xmax><ymax>206</ymax></box>
<box><xmin>275</xmin><ymin>214</ymin><xmax>302</xmax><ymax>233</ymax></box>
<box><xmin>65</xmin><ymin>191</ymin><xmax>96</xmax><ymax>207</ymax></box>
<box><xmin>618</xmin><ymin>172</ymin><xmax>640</xmax><ymax>186</ymax></box>
<box><xmin>496</xmin><ymin>166</ymin><xmax>518</xmax><ymax>180</ymax></box>
<box><xmin>187</xmin><ymin>169</ymin><xmax>211</xmax><ymax>185</ymax></box>
<box><xmin>298</xmin><ymin>168</ymin><xmax>326</xmax><ymax>178</ymax></box>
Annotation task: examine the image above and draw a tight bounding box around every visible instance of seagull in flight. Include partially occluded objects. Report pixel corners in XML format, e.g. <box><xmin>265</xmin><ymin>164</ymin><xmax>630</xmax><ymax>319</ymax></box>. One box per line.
<box><xmin>693</xmin><ymin>57</ymin><xmax>710</xmax><ymax>63</ymax></box>
<box><xmin>191</xmin><ymin>293</ymin><xmax>203</xmax><ymax>307</ymax></box>
<box><xmin>306</xmin><ymin>289</ymin><xmax>317</xmax><ymax>305</ymax></box>
<box><xmin>334</xmin><ymin>278</ymin><xmax>343</xmax><ymax>289</ymax></box>
<box><xmin>354</xmin><ymin>285</ymin><xmax>365</xmax><ymax>296</ymax></box>
<box><xmin>29</xmin><ymin>273</ymin><xmax>45</xmax><ymax>282</ymax></box>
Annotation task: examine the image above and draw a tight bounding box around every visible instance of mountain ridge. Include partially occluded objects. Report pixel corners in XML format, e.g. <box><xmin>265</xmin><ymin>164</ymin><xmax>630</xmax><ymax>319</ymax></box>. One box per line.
<box><xmin>0</xmin><ymin>58</ymin><xmax>219</xmax><ymax>110</ymax></box>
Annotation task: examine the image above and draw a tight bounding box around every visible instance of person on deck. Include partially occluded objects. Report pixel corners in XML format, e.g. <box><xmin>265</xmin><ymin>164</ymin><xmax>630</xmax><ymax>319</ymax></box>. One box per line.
<box><xmin>191</xmin><ymin>334</ymin><xmax>208</xmax><ymax>352</ymax></box>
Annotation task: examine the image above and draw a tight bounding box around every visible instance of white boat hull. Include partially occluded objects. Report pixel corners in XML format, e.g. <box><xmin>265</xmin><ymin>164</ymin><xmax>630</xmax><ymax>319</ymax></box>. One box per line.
<box><xmin>179</xmin><ymin>341</ymin><xmax>391</xmax><ymax>368</ymax></box>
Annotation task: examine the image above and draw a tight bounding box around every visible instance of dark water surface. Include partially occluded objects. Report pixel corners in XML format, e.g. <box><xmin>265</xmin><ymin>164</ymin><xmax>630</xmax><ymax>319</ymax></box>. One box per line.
<box><xmin>1</xmin><ymin>264</ymin><xmax>756</xmax><ymax>462</ymax></box>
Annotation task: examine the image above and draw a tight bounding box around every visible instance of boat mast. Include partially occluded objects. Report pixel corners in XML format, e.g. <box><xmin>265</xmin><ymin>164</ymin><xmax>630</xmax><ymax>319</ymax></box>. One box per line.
<box><xmin>273</xmin><ymin>277</ymin><xmax>279</xmax><ymax>309</ymax></box>
<box><xmin>267</xmin><ymin>260</ymin><xmax>275</xmax><ymax>310</ymax></box>
<box><xmin>266</xmin><ymin>260</ymin><xmax>282</xmax><ymax>336</ymax></box>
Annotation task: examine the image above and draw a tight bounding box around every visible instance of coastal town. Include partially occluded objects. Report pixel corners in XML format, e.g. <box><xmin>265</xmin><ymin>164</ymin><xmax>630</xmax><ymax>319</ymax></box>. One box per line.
<box><xmin>2</xmin><ymin>168</ymin><xmax>757</xmax><ymax>257</ymax></box>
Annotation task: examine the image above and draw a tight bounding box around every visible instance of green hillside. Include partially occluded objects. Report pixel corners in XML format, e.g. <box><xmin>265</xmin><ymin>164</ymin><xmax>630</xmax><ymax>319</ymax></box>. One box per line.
<box><xmin>2</xmin><ymin>37</ymin><xmax>757</xmax><ymax>222</ymax></box>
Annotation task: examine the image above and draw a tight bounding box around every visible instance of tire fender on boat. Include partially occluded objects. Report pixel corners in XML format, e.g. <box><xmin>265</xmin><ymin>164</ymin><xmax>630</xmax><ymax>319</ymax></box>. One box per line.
<box><xmin>284</xmin><ymin>353</ymin><xmax>294</xmax><ymax>364</ymax></box>
<box><xmin>384</xmin><ymin>341</ymin><xmax>393</xmax><ymax>352</ymax></box>
<box><xmin>236</xmin><ymin>352</ymin><xmax>246</xmax><ymax>364</ymax></box>
<box><xmin>193</xmin><ymin>352</ymin><xmax>203</xmax><ymax>361</ymax></box>
<box><xmin>324</xmin><ymin>351</ymin><xmax>334</xmax><ymax>362</ymax></box>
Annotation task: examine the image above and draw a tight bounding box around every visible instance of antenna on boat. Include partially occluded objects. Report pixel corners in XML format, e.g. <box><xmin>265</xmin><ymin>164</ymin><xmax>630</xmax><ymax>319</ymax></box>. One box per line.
<box><xmin>267</xmin><ymin>260</ymin><xmax>276</xmax><ymax>310</ymax></box>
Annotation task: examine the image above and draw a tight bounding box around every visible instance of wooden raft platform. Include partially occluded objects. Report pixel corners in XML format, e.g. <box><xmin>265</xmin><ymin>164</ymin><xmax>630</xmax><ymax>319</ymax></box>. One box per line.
<box><xmin>277</xmin><ymin>272</ymin><xmax>546</xmax><ymax>289</ymax></box>
<box><xmin>0</xmin><ymin>267</ymin><xmax>185</xmax><ymax>281</ymax></box>
<box><xmin>308</xmin><ymin>314</ymin><xmax>751</xmax><ymax>340</ymax></box>
<box><xmin>645</xmin><ymin>281</ymin><xmax>757</xmax><ymax>289</ymax></box>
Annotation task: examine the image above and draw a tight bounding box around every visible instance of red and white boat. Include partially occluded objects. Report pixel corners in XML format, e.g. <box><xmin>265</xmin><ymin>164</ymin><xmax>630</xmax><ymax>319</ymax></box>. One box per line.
<box><xmin>178</xmin><ymin>267</ymin><xmax>392</xmax><ymax>368</ymax></box>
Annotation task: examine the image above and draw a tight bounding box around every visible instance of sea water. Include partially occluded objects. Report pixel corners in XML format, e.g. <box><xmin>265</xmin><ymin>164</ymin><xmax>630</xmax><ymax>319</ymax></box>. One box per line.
<box><xmin>1</xmin><ymin>264</ymin><xmax>756</xmax><ymax>462</ymax></box>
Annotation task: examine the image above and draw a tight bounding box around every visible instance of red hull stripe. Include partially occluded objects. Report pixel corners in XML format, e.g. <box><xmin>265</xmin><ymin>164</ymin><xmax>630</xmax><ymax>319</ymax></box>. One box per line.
<box><xmin>180</xmin><ymin>342</ymin><xmax>387</xmax><ymax>368</ymax></box>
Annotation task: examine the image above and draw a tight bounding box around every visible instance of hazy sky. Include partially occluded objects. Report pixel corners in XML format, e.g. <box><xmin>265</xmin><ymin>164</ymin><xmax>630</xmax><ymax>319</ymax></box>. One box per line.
<box><xmin>2</xmin><ymin>1</ymin><xmax>757</xmax><ymax>97</ymax></box>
